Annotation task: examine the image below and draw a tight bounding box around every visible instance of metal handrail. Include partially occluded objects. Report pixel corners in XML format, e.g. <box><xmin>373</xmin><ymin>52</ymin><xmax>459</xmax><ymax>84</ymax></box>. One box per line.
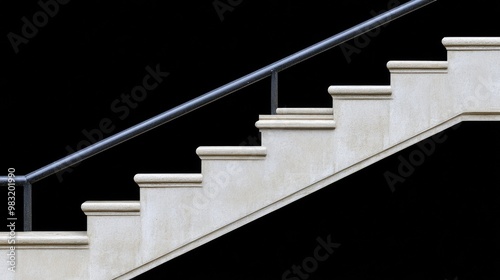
<box><xmin>1</xmin><ymin>0</ymin><xmax>437</xmax><ymax>231</ymax></box>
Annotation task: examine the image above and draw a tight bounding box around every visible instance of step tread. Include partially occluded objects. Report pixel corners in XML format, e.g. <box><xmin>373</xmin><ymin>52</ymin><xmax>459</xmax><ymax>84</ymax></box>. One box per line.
<box><xmin>135</xmin><ymin>174</ymin><xmax>203</xmax><ymax>188</ymax></box>
<box><xmin>259</xmin><ymin>114</ymin><xmax>333</xmax><ymax>120</ymax></box>
<box><xmin>255</xmin><ymin>119</ymin><xmax>336</xmax><ymax>129</ymax></box>
<box><xmin>443</xmin><ymin>37</ymin><xmax>500</xmax><ymax>50</ymax></box>
<box><xmin>328</xmin><ymin>86</ymin><xmax>392</xmax><ymax>100</ymax></box>
<box><xmin>0</xmin><ymin>231</ymin><xmax>89</xmax><ymax>248</ymax></box>
<box><xmin>197</xmin><ymin>146</ymin><xmax>267</xmax><ymax>160</ymax></box>
<box><xmin>81</xmin><ymin>201</ymin><xmax>140</xmax><ymax>216</ymax></box>
<box><xmin>276</xmin><ymin>108</ymin><xmax>333</xmax><ymax>115</ymax></box>
<box><xmin>387</xmin><ymin>61</ymin><xmax>448</xmax><ymax>73</ymax></box>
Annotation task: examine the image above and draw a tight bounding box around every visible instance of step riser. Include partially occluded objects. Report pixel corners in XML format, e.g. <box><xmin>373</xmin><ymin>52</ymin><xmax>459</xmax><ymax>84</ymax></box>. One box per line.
<box><xmin>389</xmin><ymin>74</ymin><xmax>454</xmax><ymax>144</ymax></box>
<box><xmin>444</xmin><ymin>39</ymin><xmax>500</xmax><ymax>112</ymax></box>
<box><xmin>87</xmin><ymin>216</ymin><xmax>142</xmax><ymax>280</ymax></box>
<box><xmin>140</xmin><ymin>188</ymin><xmax>204</xmax><ymax>260</ymax></box>
<box><xmin>1</xmin><ymin>250</ymin><xmax>89</xmax><ymax>280</ymax></box>
<box><xmin>81</xmin><ymin>201</ymin><xmax>142</xmax><ymax>279</ymax></box>
<box><xmin>447</xmin><ymin>55</ymin><xmax>500</xmax><ymax>114</ymax></box>
<box><xmin>261</xmin><ymin>130</ymin><xmax>335</xmax><ymax>180</ymax></box>
<box><xmin>332</xmin><ymin>100</ymin><xmax>391</xmax><ymax>171</ymax></box>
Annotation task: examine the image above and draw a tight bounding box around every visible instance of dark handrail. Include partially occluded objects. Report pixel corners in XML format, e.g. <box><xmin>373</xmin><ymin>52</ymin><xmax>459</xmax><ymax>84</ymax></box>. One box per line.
<box><xmin>1</xmin><ymin>0</ymin><xmax>437</xmax><ymax>230</ymax></box>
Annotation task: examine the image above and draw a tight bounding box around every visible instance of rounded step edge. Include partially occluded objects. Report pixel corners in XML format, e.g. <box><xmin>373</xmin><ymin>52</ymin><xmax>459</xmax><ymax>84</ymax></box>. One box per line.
<box><xmin>276</xmin><ymin>108</ymin><xmax>333</xmax><ymax>115</ymax></box>
<box><xmin>442</xmin><ymin>37</ymin><xmax>500</xmax><ymax>51</ymax></box>
<box><xmin>260</xmin><ymin>108</ymin><xmax>333</xmax><ymax>121</ymax></box>
<box><xmin>0</xmin><ymin>231</ymin><xmax>89</xmax><ymax>249</ymax></box>
<box><xmin>196</xmin><ymin>147</ymin><xmax>267</xmax><ymax>160</ymax></box>
<box><xmin>81</xmin><ymin>201</ymin><xmax>140</xmax><ymax>216</ymax></box>
<box><xmin>255</xmin><ymin>119</ymin><xmax>336</xmax><ymax>130</ymax></box>
<box><xmin>387</xmin><ymin>61</ymin><xmax>448</xmax><ymax>73</ymax></box>
<box><xmin>328</xmin><ymin>86</ymin><xmax>392</xmax><ymax>100</ymax></box>
<box><xmin>134</xmin><ymin>173</ymin><xmax>203</xmax><ymax>188</ymax></box>
<box><xmin>259</xmin><ymin>115</ymin><xmax>333</xmax><ymax>120</ymax></box>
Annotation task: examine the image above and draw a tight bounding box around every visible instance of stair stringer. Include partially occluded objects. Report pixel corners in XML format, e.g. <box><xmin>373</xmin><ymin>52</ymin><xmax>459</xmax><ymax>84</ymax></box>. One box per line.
<box><xmin>119</xmin><ymin>38</ymin><xmax>500</xmax><ymax>277</ymax></box>
<box><xmin>117</xmin><ymin>111</ymin><xmax>500</xmax><ymax>279</ymax></box>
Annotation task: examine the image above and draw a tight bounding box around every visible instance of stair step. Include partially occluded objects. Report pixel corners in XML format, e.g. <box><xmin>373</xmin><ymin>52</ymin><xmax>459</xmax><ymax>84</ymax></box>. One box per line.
<box><xmin>134</xmin><ymin>174</ymin><xmax>203</xmax><ymax>188</ymax></box>
<box><xmin>262</xmin><ymin>108</ymin><xmax>333</xmax><ymax>120</ymax></box>
<box><xmin>255</xmin><ymin>120</ymin><xmax>336</xmax><ymax>129</ymax></box>
<box><xmin>258</xmin><ymin>107</ymin><xmax>335</xmax><ymax>127</ymax></box>
<box><xmin>276</xmin><ymin>108</ymin><xmax>333</xmax><ymax>115</ymax></box>
<box><xmin>442</xmin><ymin>37</ymin><xmax>500</xmax><ymax>51</ymax></box>
<box><xmin>196</xmin><ymin>147</ymin><xmax>266</xmax><ymax>160</ymax></box>
<box><xmin>259</xmin><ymin>114</ymin><xmax>333</xmax><ymax>120</ymax></box>
<box><xmin>81</xmin><ymin>201</ymin><xmax>140</xmax><ymax>216</ymax></box>
<box><xmin>387</xmin><ymin>61</ymin><xmax>448</xmax><ymax>73</ymax></box>
<box><xmin>328</xmin><ymin>85</ymin><xmax>392</xmax><ymax>100</ymax></box>
<box><xmin>0</xmin><ymin>231</ymin><xmax>88</xmax><ymax>249</ymax></box>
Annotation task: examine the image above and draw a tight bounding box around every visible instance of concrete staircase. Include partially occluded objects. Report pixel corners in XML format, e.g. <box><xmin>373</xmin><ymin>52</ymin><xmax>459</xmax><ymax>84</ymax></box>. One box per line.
<box><xmin>2</xmin><ymin>37</ymin><xmax>500</xmax><ymax>279</ymax></box>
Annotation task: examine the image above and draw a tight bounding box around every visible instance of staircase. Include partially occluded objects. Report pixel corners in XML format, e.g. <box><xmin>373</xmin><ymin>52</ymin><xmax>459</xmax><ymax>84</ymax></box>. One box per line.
<box><xmin>2</xmin><ymin>37</ymin><xmax>500</xmax><ymax>279</ymax></box>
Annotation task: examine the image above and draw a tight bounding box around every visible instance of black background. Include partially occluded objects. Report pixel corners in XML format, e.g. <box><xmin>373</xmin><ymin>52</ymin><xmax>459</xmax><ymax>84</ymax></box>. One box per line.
<box><xmin>1</xmin><ymin>0</ymin><xmax>500</xmax><ymax>279</ymax></box>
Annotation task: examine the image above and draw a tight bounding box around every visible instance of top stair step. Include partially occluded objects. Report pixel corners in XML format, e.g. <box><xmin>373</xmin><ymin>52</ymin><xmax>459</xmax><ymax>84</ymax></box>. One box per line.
<box><xmin>442</xmin><ymin>37</ymin><xmax>500</xmax><ymax>51</ymax></box>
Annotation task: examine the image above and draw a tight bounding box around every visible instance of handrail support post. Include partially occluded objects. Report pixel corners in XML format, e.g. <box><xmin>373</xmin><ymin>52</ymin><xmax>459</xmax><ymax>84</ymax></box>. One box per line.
<box><xmin>23</xmin><ymin>182</ymin><xmax>32</xmax><ymax>231</ymax></box>
<box><xmin>271</xmin><ymin>70</ymin><xmax>279</xmax><ymax>115</ymax></box>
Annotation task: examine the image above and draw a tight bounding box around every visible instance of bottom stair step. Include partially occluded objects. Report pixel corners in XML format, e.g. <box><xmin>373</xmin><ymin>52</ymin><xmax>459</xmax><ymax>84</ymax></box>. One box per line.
<box><xmin>0</xmin><ymin>231</ymin><xmax>89</xmax><ymax>249</ymax></box>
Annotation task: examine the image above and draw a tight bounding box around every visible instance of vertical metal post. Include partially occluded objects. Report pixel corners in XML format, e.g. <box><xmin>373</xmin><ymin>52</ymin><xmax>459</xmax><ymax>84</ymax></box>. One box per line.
<box><xmin>271</xmin><ymin>70</ymin><xmax>278</xmax><ymax>115</ymax></box>
<box><xmin>23</xmin><ymin>182</ymin><xmax>32</xmax><ymax>231</ymax></box>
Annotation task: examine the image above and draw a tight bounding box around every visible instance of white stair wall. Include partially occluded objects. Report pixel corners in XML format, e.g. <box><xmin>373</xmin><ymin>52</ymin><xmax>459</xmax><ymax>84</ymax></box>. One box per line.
<box><xmin>1</xmin><ymin>37</ymin><xmax>500</xmax><ymax>280</ymax></box>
